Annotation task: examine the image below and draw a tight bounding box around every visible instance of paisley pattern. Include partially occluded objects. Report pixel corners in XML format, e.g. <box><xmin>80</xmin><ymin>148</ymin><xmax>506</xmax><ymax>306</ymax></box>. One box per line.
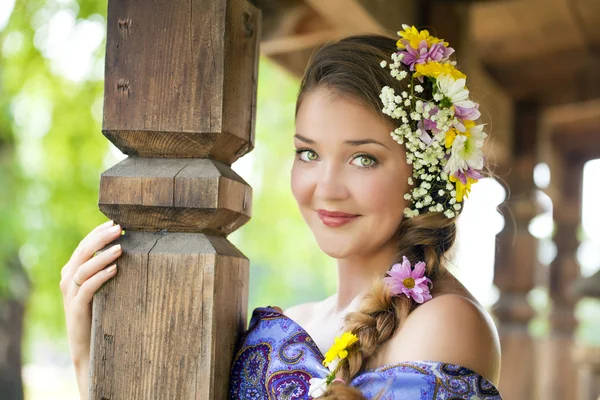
<box><xmin>229</xmin><ymin>307</ymin><xmax>503</xmax><ymax>399</ymax></box>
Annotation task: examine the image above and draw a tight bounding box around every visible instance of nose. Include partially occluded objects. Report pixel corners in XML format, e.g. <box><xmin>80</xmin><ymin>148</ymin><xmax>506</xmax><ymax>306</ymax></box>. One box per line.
<box><xmin>313</xmin><ymin>161</ymin><xmax>349</xmax><ymax>201</ymax></box>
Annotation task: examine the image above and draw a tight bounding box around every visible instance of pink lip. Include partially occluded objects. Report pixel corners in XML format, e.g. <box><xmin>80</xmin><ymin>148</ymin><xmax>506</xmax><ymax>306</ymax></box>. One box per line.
<box><xmin>316</xmin><ymin>209</ymin><xmax>360</xmax><ymax>227</ymax></box>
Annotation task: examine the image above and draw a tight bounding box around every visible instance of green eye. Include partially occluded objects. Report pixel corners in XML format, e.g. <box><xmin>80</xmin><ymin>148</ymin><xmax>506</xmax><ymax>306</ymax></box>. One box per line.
<box><xmin>306</xmin><ymin>151</ymin><xmax>318</xmax><ymax>161</ymax></box>
<box><xmin>351</xmin><ymin>154</ymin><xmax>378</xmax><ymax>169</ymax></box>
<box><xmin>360</xmin><ymin>157</ymin><xmax>373</xmax><ymax>166</ymax></box>
<box><xmin>295</xmin><ymin>149</ymin><xmax>319</xmax><ymax>162</ymax></box>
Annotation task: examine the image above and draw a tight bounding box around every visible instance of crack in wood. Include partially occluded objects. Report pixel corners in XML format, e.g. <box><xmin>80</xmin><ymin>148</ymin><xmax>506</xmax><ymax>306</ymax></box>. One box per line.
<box><xmin>172</xmin><ymin>160</ymin><xmax>193</xmax><ymax>207</ymax></box>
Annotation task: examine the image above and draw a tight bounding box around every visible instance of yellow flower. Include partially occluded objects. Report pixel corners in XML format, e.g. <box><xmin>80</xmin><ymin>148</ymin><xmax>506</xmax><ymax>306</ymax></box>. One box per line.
<box><xmin>414</xmin><ymin>62</ymin><xmax>466</xmax><ymax>80</ymax></box>
<box><xmin>463</xmin><ymin>120</ymin><xmax>476</xmax><ymax>131</ymax></box>
<box><xmin>450</xmin><ymin>174</ymin><xmax>478</xmax><ymax>202</ymax></box>
<box><xmin>322</xmin><ymin>332</ymin><xmax>358</xmax><ymax>367</ymax></box>
<box><xmin>445</xmin><ymin>120</ymin><xmax>476</xmax><ymax>149</ymax></box>
<box><xmin>445</xmin><ymin>127</ymin><xmax>459</xmax><ymax>149</ymax></box>
<box><xmin>396</xmin><ymin>25</ymin><xmax>448</xmax><ymax>50</ymax></box>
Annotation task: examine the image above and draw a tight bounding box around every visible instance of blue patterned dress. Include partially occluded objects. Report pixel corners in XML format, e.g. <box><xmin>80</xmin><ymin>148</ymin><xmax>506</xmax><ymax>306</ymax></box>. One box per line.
<box><xmin>229</xmin><ymin>306</ymin><xmax>502</xmax><ymax>399</ymax></box>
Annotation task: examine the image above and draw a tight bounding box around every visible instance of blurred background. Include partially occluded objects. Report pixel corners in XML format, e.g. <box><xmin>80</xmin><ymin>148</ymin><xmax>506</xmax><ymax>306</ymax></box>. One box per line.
<box><xmin>0</xmin><ymin>0</ymin><xmax>599</xmax><ymax>399</ymax></box>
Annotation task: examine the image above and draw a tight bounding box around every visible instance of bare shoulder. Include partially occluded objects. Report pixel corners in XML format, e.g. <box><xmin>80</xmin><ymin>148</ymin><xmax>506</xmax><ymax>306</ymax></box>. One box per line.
<box><xmin>382</xmin><ymin>294</ymin><xmax>501</xmax><ymax>386</ymax></box>
<box><xmin>283</xmin><ymin>294</ymin><xmax>335</xmax><ymax>327</ymax></box>
<box><xmin>283</xmin><ymin>301</ymin><xmax>318</xmax><ymax>326</ymax></box>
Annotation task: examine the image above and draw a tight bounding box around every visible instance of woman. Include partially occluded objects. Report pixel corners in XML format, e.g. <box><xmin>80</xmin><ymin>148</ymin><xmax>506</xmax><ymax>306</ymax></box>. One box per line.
<box><xmin>61</xmin><ymin>27</ymin><xmax>502</xmax><ymax>399</ymax></box>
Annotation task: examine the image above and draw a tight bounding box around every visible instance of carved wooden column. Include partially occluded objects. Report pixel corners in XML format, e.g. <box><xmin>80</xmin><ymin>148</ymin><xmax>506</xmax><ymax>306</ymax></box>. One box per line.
<box><xmin>90</xmin><ymin>0</ymin><xmax>260</xmax><ymax>398</ymax></box>
<box><xmin>493</xmin><ymin>101</ymin><xmax>539</xmax><ymax>399</ymax></box>
<box><xmin>537</xmin><ymin>155</ymin><xmax>583</xmax><ymax>400</ymax></box>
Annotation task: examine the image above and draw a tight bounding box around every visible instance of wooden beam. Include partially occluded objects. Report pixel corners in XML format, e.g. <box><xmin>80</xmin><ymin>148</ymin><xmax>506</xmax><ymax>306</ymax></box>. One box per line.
<box><xmin>485</xmin><ymin>49</ymin><xmax>600</xmax><ymax>105</ymax></box>
<box><xmin>304</xmin><ymin>0</ymin><xmax>389</xmax><ymax>36</ymax></box>
<box><xmin>261</xmin><ymin>29</ymin><xmax>342</xmax><ymax>55</ymax></box>
<box><xmin>90</xmin><ymin>0</ymin><xmax>259</xmax><ymax>398</ymax></box>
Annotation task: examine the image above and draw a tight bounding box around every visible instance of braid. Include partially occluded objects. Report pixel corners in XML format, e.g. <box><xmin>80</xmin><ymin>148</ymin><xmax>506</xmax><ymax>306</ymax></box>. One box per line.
<box><xmin>320</xmin><ymin>213</ymin><xmax>458</xmax><ymax>398</ymax></box>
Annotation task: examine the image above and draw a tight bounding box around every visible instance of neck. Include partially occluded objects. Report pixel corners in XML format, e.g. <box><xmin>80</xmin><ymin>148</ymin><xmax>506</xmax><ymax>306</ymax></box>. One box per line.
<box><xmin>334</xmin><ymin>238</ymin><xmax>398</xmax><ymax>313</ymax></box>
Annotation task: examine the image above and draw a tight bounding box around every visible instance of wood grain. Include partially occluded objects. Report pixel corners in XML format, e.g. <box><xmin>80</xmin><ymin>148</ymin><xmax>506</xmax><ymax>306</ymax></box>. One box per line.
<box><xmin>94</xmin><ymin>0</ymin><xmax>259</xmax><ymax>398</ymax></box>
<box><xmin>98</xmin><ymin>158</ymin><xmax>252</xmax><ymax>235</ymax></box>
<box><xmin>90</xmin><ymin>232</ymin><xmax>248</xmax><ymax>399</ymax></box>
<box><xmin>102</xmin><ymin>0</ymin><xmax>260</xmax><ymax>163</ymax></box>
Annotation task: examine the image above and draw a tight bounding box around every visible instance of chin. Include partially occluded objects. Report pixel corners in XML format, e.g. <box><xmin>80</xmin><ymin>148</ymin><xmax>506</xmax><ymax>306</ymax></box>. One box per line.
<box><xmin>309</xmin><ymin>227</ymin><xmax>360</xmax><ymax>259</ymax></box>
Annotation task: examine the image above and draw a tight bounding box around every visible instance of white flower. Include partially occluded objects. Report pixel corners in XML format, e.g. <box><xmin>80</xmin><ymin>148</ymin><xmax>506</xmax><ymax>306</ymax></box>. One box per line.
<box><xmin>308</xmin><ymin>377</ymin><xmax>328</xmax><ymax>398</ymax></box>
<box><xmin>444</xmin><ymin>124</ymin><xmax>487</xmax><ymax>175</ymax></box>
<box><xmin>436</xmin><ymin>73</ymin><xmax>476</xmax><ymax>110</ymax></box>
<box><xmin>326</xmin><ymin>357</ymin><xmax>341</xmax><ymax>373</ymax></box>
<box><xmin>380</xmin><ymin>60</ymin><xmax>387</xmax><ymax>68</ymax></box>
<box><xmin>444</xmin><ymin>135</ymin><xmax>468</xmax><ymax>175</ymax></box>
<box><xmin>415</xmin><ymin>85</ymin><xmax>424</xmax><ymax>93</ymax></box>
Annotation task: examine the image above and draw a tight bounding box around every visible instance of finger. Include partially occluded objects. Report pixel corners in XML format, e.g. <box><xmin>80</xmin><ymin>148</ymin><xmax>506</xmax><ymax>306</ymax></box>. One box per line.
<box><xmin>75</xmin><ymin>264</ymin><xmax>118</xmax><ymax>304</ymax></box>
<box><xmin>60</xmin><ymin>220</ymin><xmax>114</xmax><ymax>280</ymax></box>
<box><xmin>73</xmin><ymin>244</ymin><xmax>122</xmax><ymax>287</ymax></box>
<box><xmin>67</xmin><ymin>224</ymin><xmax>124</xmax><ymax>277</ymax></box>
<box><xmin>90</xmin><ymin>220</ymin><xmax>115</xmax><ymax>236</ymax></box>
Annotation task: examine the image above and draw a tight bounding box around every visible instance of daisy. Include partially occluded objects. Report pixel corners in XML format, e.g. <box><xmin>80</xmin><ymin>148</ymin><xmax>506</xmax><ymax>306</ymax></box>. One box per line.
<box><xmin>444</xmin><ymin>124</ymin><xmax>487</xmax><ymax>176</ymax></box>
<box><xmin>384</xmin><ymin>256</ymin><xmax>433</xmax><ymax>304</ymax></box>
<box><xmin>436</xmin><ymin>73</ymin><xmax>476</xmax><ymax>110</ymax></box>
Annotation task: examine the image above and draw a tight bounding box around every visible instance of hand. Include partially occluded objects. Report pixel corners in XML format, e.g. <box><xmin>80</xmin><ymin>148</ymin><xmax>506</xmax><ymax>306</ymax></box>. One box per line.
<box><xmin>60</xmin><ymin>220</ymin><xmax>123</xmax><ymax>365</ymax></box>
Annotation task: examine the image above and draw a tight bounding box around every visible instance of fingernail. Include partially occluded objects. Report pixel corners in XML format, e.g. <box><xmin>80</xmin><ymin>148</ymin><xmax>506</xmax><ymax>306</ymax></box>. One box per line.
<box><xmin>121</xmin><ymin>229</ymin><xmax>126</xmax><ymax>236</ymax></box>
<box><xmin>110</xmin><ymin>225</ymin><xmax>121</xmax><ymax>233</ymax></box>
<box><xmin>111</xmin><ymin>244</ymin><xmax>121</xmax><ymax>253</ymax></box>
<box><xmin>107</xmin><ymin>264</ymin><xmax>117</xmax><ymax>272</ymax></box>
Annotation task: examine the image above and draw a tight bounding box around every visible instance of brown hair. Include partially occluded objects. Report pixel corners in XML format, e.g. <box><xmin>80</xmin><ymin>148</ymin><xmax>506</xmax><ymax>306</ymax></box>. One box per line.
<box><xmin>295</xmin><ymin>35</ymin><xmax>462</xmax><ymax>397</ymax></box>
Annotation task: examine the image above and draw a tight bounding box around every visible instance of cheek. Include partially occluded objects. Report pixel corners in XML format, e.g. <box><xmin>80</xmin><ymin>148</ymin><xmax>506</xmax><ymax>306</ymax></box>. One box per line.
<box><xmin>290</xmin><ymin>165</ymin><xmax>312</xmax><ymax>206</ymax></box>
<box><xmin>352</xmin><ymin>171</ymin><xmax>407</xmax><ymax>213</ymax></box>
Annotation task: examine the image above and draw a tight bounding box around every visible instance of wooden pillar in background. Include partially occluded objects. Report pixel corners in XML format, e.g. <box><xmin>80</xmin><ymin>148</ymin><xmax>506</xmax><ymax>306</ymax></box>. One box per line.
<box><xmin>419</xmin><ymin>0</ymin><xmax>470</xmax><ymax>77</ymax></box>
<box><xmin>493</xmin><ymin>101</ymin><xmax>539</xmax><ymax>399</ymax></box>
<box><xmin>537</xmin><ymin>155</ymin><xmax>583</xmax><ymax>400</ymax></box>
<box><xmin>90</xmin><ymin>0</ymin><xmax>260</xmax><ymax>398</ymax></box>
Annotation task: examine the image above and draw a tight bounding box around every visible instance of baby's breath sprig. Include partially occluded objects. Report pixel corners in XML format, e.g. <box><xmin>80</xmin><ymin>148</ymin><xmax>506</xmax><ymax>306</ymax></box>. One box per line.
<box><xmin>379</xmin><ymin>24</ymin><xmax>488</xmax><ymax>219</ymax></box>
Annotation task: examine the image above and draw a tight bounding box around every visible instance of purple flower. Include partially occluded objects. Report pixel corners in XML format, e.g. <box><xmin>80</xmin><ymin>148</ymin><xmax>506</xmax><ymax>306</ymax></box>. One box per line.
<box><xmin>454</xmin><ymin>103</ymin><xmax>481</xmax><ymax>121</ymax></box>
<box><xmin>400</xmin><ymin>41</ymin><xmax>455</xmax><ymax>71</ymax></box>
<box><xmin>428</xmin><ymin>43</ymin><xmax>454</xmax><ymax>63</ymax></box>
<box><xmin>401</xmin><ymin>40</ymin><xmax>430</xmax><ymax>71</ymax></box>
<box><xmin>453</xmin><ymin>167</ymin><xmax>484</xmax><ymax>184</ymax></box>
<box><xmin>417</xmin><ymin>104</ymin><xmax>441</xmax><ymax>139</ymax></box>
<box><xmin>383</xmin><ymin>256</ymin><xmax>433</xmax><ymax>304</ymax></box>
<box><xmin>417</xmin><ymin>128</ymin><xmax>433</xmax><ymax>146</ymax></box>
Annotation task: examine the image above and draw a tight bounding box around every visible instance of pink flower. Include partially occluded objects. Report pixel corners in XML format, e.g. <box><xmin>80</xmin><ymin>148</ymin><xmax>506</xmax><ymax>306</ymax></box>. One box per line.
<box><xmin>454</xmin><ymin>103</ymin><xmax>481</xmax><ymax>121</ymax></box>
<box><xmin>383</xmin><ymin>256</ymin><xmax>433</xmax><ymax>303</ymax></box>
<box><xmin>400</xmin><ymin>41</ymin><xmax>455</xmax><ymax>71</ymax></box>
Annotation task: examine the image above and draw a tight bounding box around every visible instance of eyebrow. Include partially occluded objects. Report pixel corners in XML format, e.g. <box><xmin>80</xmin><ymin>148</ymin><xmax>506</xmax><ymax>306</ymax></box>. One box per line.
<box><xmin>294</xmin><ymin>133</ymin><xmax>390</xmax><ymax>150</ymax></box>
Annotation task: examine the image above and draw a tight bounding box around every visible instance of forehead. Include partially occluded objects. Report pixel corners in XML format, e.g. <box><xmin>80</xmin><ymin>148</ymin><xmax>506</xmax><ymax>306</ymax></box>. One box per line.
<box><xmin>295</xmin><ymin>87</ymin><xmax>392</xmax><ymax>142</ymax></box>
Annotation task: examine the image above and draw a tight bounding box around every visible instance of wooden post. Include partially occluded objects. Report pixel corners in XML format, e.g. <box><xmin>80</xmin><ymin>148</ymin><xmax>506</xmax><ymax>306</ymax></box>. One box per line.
<box><xmin>90</xmin><ymin>0</ymin><xmax>260</xmax><ymax>398</ymax></box>
<box><xmin>537</xmin><ymin>155</ymin><xmax>583</xmax><ymax>400</ymax></box>
<box><xmin>492</xmin><ymin>101</ymin><xmax>539</xmax><ymax>399</ymax></box>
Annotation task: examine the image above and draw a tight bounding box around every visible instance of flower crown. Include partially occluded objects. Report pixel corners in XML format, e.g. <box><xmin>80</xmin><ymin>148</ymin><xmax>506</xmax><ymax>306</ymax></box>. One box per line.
<box><xmin>379</xmin><ymin>25</ymin><xmax>488</xmax><ymax>219</ymax></box>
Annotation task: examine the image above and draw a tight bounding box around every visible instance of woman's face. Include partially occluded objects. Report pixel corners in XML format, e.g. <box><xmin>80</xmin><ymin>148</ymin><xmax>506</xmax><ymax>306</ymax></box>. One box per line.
<box><xmin>291</xmin><ymin>87</ymin><xmax>412</xmax><ymax>259</ymax></box>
